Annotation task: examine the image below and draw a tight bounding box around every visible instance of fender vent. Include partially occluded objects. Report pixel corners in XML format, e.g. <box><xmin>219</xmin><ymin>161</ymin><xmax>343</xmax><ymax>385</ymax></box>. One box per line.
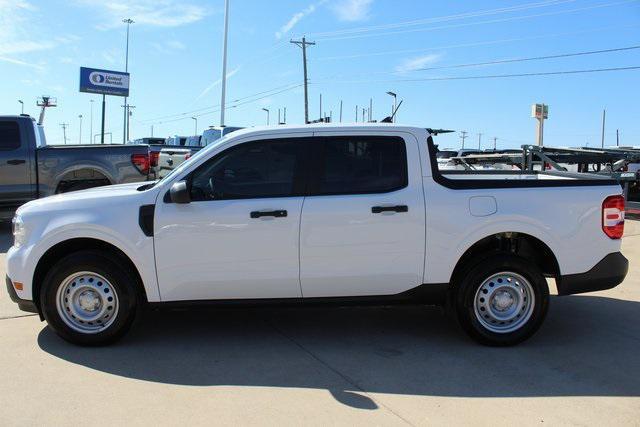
<box><xmin>139</xmin><ymin>205</ymin><xmax>155</xmax><ymax>237</ymax></box>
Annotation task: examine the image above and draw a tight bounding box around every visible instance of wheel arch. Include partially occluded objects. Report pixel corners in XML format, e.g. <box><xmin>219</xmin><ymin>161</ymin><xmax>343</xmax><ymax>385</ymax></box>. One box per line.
<box><xmin>54</xmin><ymin>166</ymin><xmax>114</xmax><ymax>193</ymax></box>
<box><xmin>32</xmin><ymin>238</ymin><xmax>148</xmax><ymax>318</ymax></box>
<box><xmin>450</xmin><ymin>232</ymin><xmax>560</xmax><ymax>287</ymax></box>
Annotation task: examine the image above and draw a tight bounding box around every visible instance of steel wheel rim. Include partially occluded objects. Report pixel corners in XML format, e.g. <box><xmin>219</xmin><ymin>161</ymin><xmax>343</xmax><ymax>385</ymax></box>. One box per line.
<box><xmin>473</xmin><ymin>271</ymin><xmax>535</xmax><ymax>334</ymax></box>
<box><xmin>55</xmin><ymin>271</ymin><xmax>119</xmax><ymax>334</ymax></box>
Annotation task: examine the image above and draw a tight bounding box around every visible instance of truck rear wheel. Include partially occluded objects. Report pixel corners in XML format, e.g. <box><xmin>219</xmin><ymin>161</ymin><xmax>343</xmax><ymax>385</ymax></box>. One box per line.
<box><xmin>40</xmin><ymin>251</ymin><xmax>138</xmax><ymax>346</ymax></box>
<box><xmin>454</xmin><ymin>254</ymin><xmax>549</xmax><ymax>346</ymax></box>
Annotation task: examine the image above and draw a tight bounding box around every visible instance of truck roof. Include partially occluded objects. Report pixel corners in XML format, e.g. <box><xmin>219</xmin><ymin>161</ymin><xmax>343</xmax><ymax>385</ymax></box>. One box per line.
<box><xmin>221</xmin><ymin>123</ymin><xmax>430</xmax><ymax>140</ymax></box>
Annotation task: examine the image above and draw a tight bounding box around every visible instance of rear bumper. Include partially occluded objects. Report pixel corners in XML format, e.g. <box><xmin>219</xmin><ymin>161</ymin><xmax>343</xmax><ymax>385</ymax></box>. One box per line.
<box><xmin>5</xmin><ymin>275</ymin><xmax>38</xmax><ymax>314</ymax></box>
<box><xmin>557</xmin><ymin>252</ymin><xmax>628</xmax><ymax>296</ymax></box>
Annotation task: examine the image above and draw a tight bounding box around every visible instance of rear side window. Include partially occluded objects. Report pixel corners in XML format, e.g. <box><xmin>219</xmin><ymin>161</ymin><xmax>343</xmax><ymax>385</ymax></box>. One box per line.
<box><xmin>189</xmin><ymin>138</ymin><xmax>306</xmax><ymax>201</ymax></box>
<box><xmin>0</xmin><ymin>121</ymin><xmax>21</xmax><ymax>151</ymax></box>
<box><xmin>312</xmin><ymin>136</ymin><xmax>407</xmax><ymax>195</ymax></box>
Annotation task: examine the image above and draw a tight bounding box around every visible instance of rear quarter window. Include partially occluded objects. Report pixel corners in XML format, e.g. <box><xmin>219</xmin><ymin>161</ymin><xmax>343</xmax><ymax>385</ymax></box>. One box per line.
<box><xmin>0</xmin><ymin>121</ymin><xmax>21</xmax><ymax>151</ymax></box>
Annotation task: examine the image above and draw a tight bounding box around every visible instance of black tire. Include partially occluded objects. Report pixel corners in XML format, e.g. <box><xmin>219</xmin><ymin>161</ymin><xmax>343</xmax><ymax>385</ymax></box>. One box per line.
<box><xmin>40</xmin><ymin>250</ymin><xmax>138</xmax><ymax>346</ymax></box>
<box><xmin>454</xmin><ymin>254</ymin><xmax>549</xmax><ymax>346</ymax></box>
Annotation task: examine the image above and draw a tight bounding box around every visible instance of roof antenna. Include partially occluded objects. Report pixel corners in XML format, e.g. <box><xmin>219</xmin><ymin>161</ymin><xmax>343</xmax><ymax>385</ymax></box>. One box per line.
<box><xmin>380</xmin><ymin>100</ymin><xmax>403</xmax><ymax>123</ymax></box>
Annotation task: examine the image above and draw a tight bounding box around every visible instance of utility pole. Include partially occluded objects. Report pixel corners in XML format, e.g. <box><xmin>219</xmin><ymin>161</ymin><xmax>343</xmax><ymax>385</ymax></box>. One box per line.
<box><xmin>601</xmin><ymin>109</ymin><xmax>606</xmax><ymax>148</ymax></box>
<box><xmin>339</xmin><ymin>100</ymin><xmax>343</xmax><ymax>122</ymax></box>
<box><xmin>18</xmin><ymin>100</ymin><xmax>24</xmax><ymax>114</ymax></box>
<box><xmin>78</xmin><ymin>115</ymin><xmax>83</xmax><ymax>144</ymax></box>
<box><xmin>89</xmin><ymin>99</ymin><xmax>94</xmax><ymax>144</ymax></box>
<box><xmin>151</xmin><ymin>124</ymin><xmax>154</xmax><ymax>137</ymax></box>
<box><xmin>319</xmin><ymin>94</ymin><xmax>322</xmax><ymax>121</ymax></box>
<box><xmin>616</xmin><ymin>129</ymin><xmax>620</xmax><ymax>147</ymax></box>
<box><xmin>220</xmin><ymin>0</ymin><xmax>230</xmax><ymax>126</ymax></box>
<box><xmin>355</xmin><ymin>105</ymin><xmax>358</xmax><ymax>122</ymax></box>
<box><xmin>362</xmin><ymin>108</ymin><xmax>366</xmax><ymax>123</ymax></box>
<box><xmin>122</xmin><ymin>18</ymin><xmax>134</xmax><ymax>143</ymax></box>
<box><xmin>262</xmin><ymin>108</ymin><xmax>270</xmax><ymax>125</ymax></box>
<box><xmin>369</xmin><ymin>98</ymin><xmax>373</xmax><ymax>122</ymax></box>
<box><xmin>278</xmin><ymin>109</ymin><xmax>281</xmax><ymax>125</ymax></box>
<box><xmin>191</xmin><ymin>117</ymin><xmax>198</xmax><ymax>135</ymax></box>
<box><xmin>460</xmin><ymin>131</ymin><xmax>468</xmax><ymax>148</ymax></box>
<box><xmin>59</xmin><ymin>123</ymin><xmax>68</xmax><ymax>144</ymax></box>
<box><xmin>290</xmin><ymin>36</ymin><xmax>315</xmax><ymax>124</ymax></box>
<box><xmin>283</xmin><ymin>107</ymin><xmax>287</xmax><ymax>124</ymax></box>
<box><xmin>493</xmin><ymin>137</ymin><xmax>497</xmax><ymax>150</ymax></box>
<box><xmin>36</xmin><ymin>96</ymin><xmax>57</xmax><ymax>125</ymax></box>
<box><xmin>127</xmin><ymin>105</ymin><xmax>135</xmax><ymax>141</ymax></box>
<box><xmin>477</xmin><ymin>133</ymin><xmax>483</xmax><ymax>150</ymax></box>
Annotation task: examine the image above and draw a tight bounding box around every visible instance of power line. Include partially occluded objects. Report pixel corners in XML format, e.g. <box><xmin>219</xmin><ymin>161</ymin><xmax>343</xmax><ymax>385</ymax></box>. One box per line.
<box><xmin>413</xmin><ymin>45</ymin><xmax>640</xmax><ymax>72</ymax></box>
<box><xmin>314</xmin><ymin>0</ymin><xmax>637</xmax><ymax>42</ymax></box>
<box><xmin>309</xmin><ymin>0</ymin><xmax>576</xmax><ymax>38</ymax></box>
<box><xmin>313</xmin><ymin>24</ymin><xmax>640</xmax><ymax>61</ymax></box>
<box><xmin>137</xmin><ymin>82</ymin><xmax>301</xmax><ymax>124</ymax></box>
<box><xmin>317</xmin><ymin>65</ymin><xmax>640</xmax><ymax>85</ymax></box>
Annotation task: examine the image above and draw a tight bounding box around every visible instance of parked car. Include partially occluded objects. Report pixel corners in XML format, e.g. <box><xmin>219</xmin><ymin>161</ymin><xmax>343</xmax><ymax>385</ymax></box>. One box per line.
<box><xmin>157</xmin><ymin>147</ymin><xmax>191</xmax><ymax>178</ymax></box>
<box><xmin>0</xmin><ymin>115</ymin><xmax>152</xmax><ymax>220</ymax></box>
<box><xmin>201</xmin><ymin>126</ymin><xmax>243</xmax><ymax>146</ymax></box>
<box><xmin>6</xmin><ymin>124</ymin><xmax>628</xmax><ymax>346</ymax></box>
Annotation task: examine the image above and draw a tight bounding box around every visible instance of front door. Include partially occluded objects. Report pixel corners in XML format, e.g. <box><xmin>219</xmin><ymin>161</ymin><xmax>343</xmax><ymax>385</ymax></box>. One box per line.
<box><xmin>299</xmin><ymin>133</ymin><xmax>426</xmax><ymax>298</ymax></box>
<box><xmin>154</xmin><ymin>135</ymin><xmax>311</xmax><ymax>301</ymax></box>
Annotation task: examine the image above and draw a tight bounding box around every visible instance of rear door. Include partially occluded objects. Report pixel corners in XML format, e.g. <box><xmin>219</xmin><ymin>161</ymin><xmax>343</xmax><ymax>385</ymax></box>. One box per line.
<box><xmin>0</xmin><ymin>119</ymin><xmax>33</xmax><ymax>210</ymax></box>
<box><xmin>300</xmin><ymin>133</ymin><xmax>426</xmax><ymax>297</ymax></box>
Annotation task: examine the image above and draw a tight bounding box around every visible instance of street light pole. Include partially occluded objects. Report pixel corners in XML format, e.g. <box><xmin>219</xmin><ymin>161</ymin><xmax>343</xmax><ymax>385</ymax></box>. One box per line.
<box><xmin>386</xmin><ymin>91</ymin><xmax>397</xmax><ymax>122</ymax></box>
<box><xmin>78</xmin><ymin>115</ymin><xmax>83</xmax><ymax>144</ymax></box>
<box><xmin>262</xmin><ymin>108</ymin><xmax>270</xmax><ymax>125</ymax></box>
<box><xmin>18</xmin><ymin>100</ymin><xmax>24</xmax><ymax>114</ymax></box>
<box><xmin>191</xmin><ymin>117</ymin><xmax>198</xmax><ymax>135</ymax></box>
<box><xmin>122</xmin><ymin>18</ymin><xmax>134</xmax><ymax>143</ymax></box>
<box><xmin>220</xmin><ymin>0</ymin><xmax>230</xmax><ymax>127</ymax></box>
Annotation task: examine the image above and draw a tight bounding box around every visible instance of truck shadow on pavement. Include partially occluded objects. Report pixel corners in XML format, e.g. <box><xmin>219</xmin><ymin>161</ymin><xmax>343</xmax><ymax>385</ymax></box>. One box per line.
<box><xmin>37</xmin><ymin>295</ymin><xmax>640</xmax><ymax>409</ymax></box>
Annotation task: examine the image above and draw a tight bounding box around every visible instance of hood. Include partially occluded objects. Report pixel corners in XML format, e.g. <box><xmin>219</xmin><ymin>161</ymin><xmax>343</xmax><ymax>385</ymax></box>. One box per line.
<box><xmin>17</xmin><ymin>181</ymin><xmax>157</xmax><ymax>215</ymax></box>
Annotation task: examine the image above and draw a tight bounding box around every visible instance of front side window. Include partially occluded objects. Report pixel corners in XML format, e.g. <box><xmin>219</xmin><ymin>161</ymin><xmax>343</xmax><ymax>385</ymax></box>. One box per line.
<box><xmin>313</xmin><ymin>136</ymin><xmax>407</xmax><ymax>195</ymax></box>
<box><xmin>0</xmin><ymin>121</ymin><xmax>21</xmax><ymax>151</ymax></box>
<box><xmin>189</xmin><ymin>138</ymin><xmax>305</xmax><ymax>201</ymax></box>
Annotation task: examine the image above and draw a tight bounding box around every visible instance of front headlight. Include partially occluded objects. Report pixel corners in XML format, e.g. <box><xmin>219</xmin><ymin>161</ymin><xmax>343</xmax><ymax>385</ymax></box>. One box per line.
<box><xmin>12</xmin><ymin>215</ymin><xmax>26</xmax><ymax>248</ymax></box>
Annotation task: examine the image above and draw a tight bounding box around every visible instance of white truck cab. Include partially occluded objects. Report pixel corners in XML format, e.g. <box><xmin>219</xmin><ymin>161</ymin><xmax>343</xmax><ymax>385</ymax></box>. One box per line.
<box><xmin>6</xmin><ymin>124</ymin><xmax>628</xmax><ymax>346</ymax></box>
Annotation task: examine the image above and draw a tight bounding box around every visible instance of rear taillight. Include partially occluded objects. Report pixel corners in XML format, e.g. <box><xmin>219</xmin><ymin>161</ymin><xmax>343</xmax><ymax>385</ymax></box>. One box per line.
<box><xmin>150</xmin><ymin>151</ymin><xmax>160</xmax><ymax>167</ymax></box>
<box><xmin>131</xmin><ymin>153</ymin><xmax>150</xmax><ymax>176</ymax></box>
<box><xmin>602</xmin><ymin>195</ymin><xmax>625</xmax><ymax>239</ymax></box>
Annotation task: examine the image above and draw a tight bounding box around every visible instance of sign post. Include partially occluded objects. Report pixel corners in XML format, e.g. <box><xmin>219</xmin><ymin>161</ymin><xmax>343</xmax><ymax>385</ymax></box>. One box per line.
<box><xmin>531</xmin><ymin>103</ymin><xmax>549</xmax><ymax>147</ymax></box>
<box><xmin>79</xmin><ymin>67</ymin><xmax>130</xmax><ymax>144</ymax></box>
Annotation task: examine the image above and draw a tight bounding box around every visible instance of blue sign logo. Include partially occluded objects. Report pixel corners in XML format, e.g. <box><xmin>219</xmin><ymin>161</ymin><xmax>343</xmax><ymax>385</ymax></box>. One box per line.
<box><xmin>80</xmin><ymin>67</ymin><xmax>129</xmax><ymax>97</ymax></box>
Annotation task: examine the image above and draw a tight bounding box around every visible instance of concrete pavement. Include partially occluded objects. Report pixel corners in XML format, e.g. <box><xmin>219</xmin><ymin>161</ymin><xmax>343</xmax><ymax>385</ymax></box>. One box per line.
<box><xmin>1</xmin><ymin>221</ymin><xmax>639</xmax><ymax>426</ymax></box>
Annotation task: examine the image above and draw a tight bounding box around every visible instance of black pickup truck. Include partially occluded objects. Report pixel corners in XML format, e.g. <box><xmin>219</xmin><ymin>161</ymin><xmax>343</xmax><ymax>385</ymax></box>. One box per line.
<box><xmin>0</xmin><ymin>115</ymin><xmax>151</xmax><ymax>220</ymax></box>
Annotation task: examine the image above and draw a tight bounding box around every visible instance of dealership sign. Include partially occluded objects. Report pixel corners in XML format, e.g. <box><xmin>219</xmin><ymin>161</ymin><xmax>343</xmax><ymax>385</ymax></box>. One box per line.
<box><xmin>79</xmin><ymin>67</ymin><xmax>129</xmax><ymax>97</ymax></box>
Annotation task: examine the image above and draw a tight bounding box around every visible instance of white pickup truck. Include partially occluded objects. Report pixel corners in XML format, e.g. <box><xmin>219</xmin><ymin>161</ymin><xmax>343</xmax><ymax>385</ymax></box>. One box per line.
<box><xmin>6</xmin><ymin>124</ymin><xmax>628</xmax><ymax>346</ymax></box>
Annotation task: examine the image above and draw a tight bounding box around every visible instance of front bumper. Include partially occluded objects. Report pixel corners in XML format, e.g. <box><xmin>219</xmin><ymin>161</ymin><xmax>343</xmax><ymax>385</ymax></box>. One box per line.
<box><xmin>557</xmin><ymin>252</ymin><xmax>628</xmax><ymax>296</ymax></box>
<box><xmin>5</xmin><ymin>276</ymin><xmax>38</xmax><ymax>314</ymax></box>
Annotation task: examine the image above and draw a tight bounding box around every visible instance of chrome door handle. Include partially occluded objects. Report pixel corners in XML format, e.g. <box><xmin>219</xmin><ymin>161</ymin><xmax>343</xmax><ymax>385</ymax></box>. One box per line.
<box><xmin>250</xmin><ymin>210</ymin><xmax>287</xmax><ymax>218</ymax></box>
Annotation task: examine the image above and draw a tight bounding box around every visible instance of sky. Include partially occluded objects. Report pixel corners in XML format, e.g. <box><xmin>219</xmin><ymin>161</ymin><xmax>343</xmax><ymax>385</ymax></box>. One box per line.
<box><xmin>0</xmin><ymin>0</ymin><xmax>639</xmax><ymax>149</ymax></box>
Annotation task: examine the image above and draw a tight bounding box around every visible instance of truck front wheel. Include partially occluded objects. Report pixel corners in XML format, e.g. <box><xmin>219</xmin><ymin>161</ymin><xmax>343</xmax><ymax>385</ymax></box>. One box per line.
<box><xmin>40</xmin><ymin>251</ymin><xmax>138</xmax><ymax>346</ymax></box>
<box><xmin>454</xmin><ymin>254</ymin><xmax>549</xmax><ymax>346</ymax></box>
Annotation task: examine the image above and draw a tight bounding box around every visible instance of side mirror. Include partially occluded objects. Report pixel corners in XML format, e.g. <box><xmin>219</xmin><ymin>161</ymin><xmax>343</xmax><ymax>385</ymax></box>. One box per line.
<box><xmin>169</xmin><ymin>180</ymin><xmax>191</xmax><ymax>204</ymax></box>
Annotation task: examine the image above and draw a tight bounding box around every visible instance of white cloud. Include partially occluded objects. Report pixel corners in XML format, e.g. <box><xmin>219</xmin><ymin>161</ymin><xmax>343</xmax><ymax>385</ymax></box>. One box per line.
<box><xmin>196</xmin><ymin>66</ymin><xmax>241</xmax><ymax>101</ymax></box>
<box><xmin>151</xmin><ymin>39</ymin><xmax>186</xmax><ymax>54</ymax></box>
<box><xmin>331</xmin><ymin>0</ymin><xmax>373</xmax><ymax>22</ymax></box>
<box><xmin>275</xmin><ymin>0</ymin><xmax>328</xmax><ymax>39</ymax></box>
<box><xmin>76</xmin><ymin>0</ymin><xmax>208</xmax><ymax>29</ymax></box>
<box><xmin>395</xmin><ymin>54</ymin><xmax>441</xmax><ymax>73</ymax></box>
<box><xmin>0</xmin><ymin>55</ymin><xmax>44</xmax><ymax>70</ymax></box>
